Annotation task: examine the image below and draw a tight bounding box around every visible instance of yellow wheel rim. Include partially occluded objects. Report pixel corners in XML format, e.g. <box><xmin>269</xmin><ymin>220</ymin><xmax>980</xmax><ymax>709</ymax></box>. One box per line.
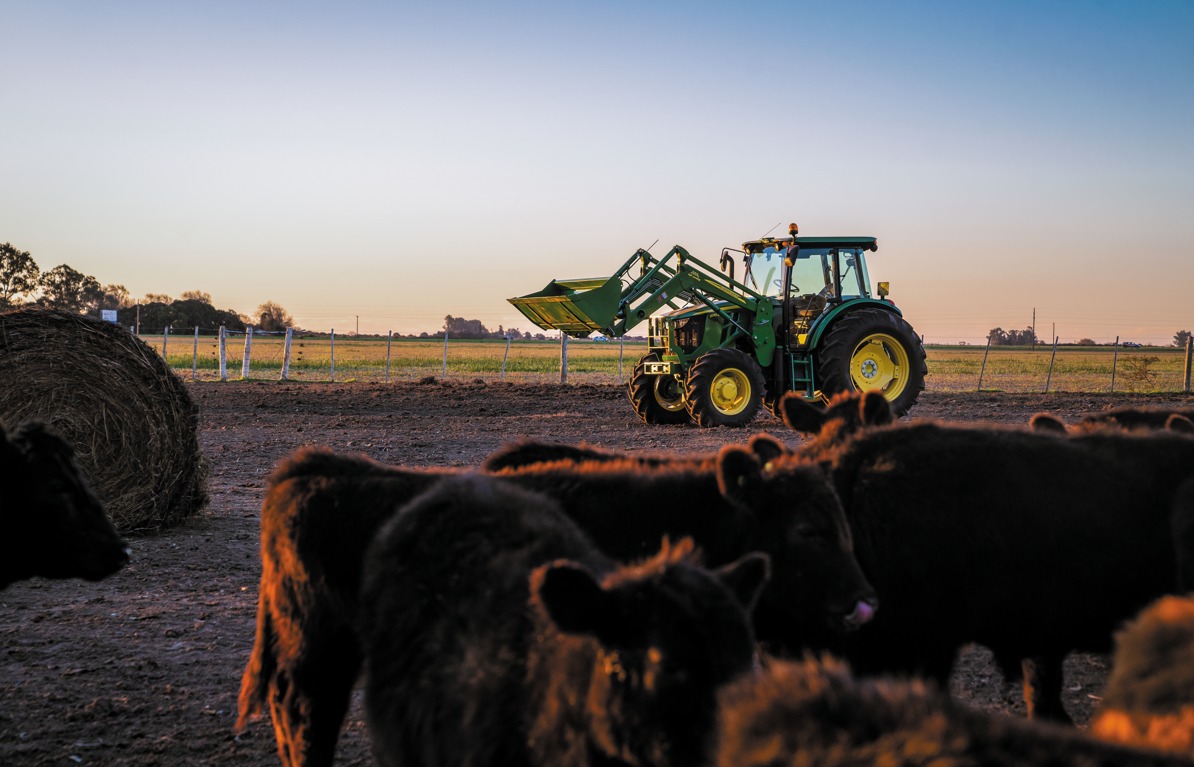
<box><xmin>709</xmin><ymin>368</ymin><xmax>751</xmax><ymax>415</ymax></box>
<box><xmin>849</xmin><ymin>333</ymin><xmax>910</xmax><ymax>401</ymax></box>
<box><xmin>654</xmin><ymin>377</ymin><xmax>686</xmax><ymax>412</ymax></box>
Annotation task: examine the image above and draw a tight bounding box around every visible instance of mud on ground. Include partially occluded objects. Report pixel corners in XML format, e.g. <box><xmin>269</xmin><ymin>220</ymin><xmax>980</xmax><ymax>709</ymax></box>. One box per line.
<box><xmin>3</xmin><ymin>382</ymin><xmax>1193</xmax><ymax>766</ymax></box>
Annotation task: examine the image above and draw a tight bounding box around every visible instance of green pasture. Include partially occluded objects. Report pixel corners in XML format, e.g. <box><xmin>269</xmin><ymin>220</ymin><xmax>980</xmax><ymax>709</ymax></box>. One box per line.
<box><xmin>146</xmin><ymin>333</ymin><xmax>1193</xmax><ymax>393</ymax></box>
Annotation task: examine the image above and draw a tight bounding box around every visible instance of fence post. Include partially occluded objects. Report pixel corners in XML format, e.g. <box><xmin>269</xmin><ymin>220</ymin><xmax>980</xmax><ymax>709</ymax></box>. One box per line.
<box><xmin>1185</xmin><ymin>336</ymin><xmax>1193</xmax><ymax>393</ymax></box>
<box><xmin>218</xmin><ymin>325</ymin><xmax>228</xmax><ymax>382</ymax></box>
<box><xmin>282</xmin><ymin>328</ymin><xmax>293</xmax><ymax>381</ymax></box>
<box><xmin>619</xmin><ymin>336</ymin><xmax>624</xmax><ymax>382</ymax></box>
<box><xmin>501</xmin><ymin>333</ymin><xmax>511</xmax><ymax>380</ymax></box>
<box><xmin>1044</xmin><ymin>335</ymin><xmax>1058</xmax><ymax>393</ymax></box>
<box><xmin>385</xmin><ymin>330</ymin><xmax>393</xmax><ymax>383</ymax></box>
<box><xmin>977</xmin><ymin>337</ymin><xmax>991</xmax><ymax>391</ymax></box>
<box><xmin>162</xmin><ymin>325</ymin><xmax>169</xmax><ymax>358</ymax></box>
<box><xmin>560</xmin><ymin>333</ymin><xmax>569</xmax><ymax>385</ymax></box>
<box><xmin>442</xmin><ymin>331</ymin><xmax>449</xmax><ymax>379</ymax></box>
<box><xmin>1111</xmin><ymin>336</ymin><xmax>1120</xmax><ymax>393</ymax></box>
<box><xmin>241</xmin><ymin>325</ymin><xmax>254</xmax><ymax>379</ymax></box>
<box><xmin>191</xmin><ymin>326</ymin><xmax>198</xmax><ymax>382</ymax></box>
<box><xmin>330</xmin><ymin>329</ymin><xmax>336</xmax><ymax>382</ymax></box>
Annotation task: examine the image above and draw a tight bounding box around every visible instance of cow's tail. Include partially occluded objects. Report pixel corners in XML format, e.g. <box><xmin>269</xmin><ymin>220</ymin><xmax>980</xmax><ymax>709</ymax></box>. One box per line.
<box><xmin>236</xmin><ymin>588</ymin><xmax>276</xmax><ymax>732</ymax></box>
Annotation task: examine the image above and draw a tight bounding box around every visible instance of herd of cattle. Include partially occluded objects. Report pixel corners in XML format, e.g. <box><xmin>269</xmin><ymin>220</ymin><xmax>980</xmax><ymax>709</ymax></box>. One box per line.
<box><xmin>7</xmin><ymin>391</ymin><xmax>1194</xmax><ymax>766</ymax></box>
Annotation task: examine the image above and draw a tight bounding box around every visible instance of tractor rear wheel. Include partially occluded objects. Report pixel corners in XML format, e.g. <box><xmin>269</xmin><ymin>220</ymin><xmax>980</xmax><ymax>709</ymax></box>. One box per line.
<box><xmin>685</xmin><ymin>348</ymin><xmax>765</xmax><ymax>428</ymax></box>
<box><xmin>628</xmin><ymin>353</ymin><xmax>690</xmax><ymax>425</ymax></box>
<box><xmin>815</xmin><ymin>307</ymin><xmax>926</xmax><ymax>417</ymax></box>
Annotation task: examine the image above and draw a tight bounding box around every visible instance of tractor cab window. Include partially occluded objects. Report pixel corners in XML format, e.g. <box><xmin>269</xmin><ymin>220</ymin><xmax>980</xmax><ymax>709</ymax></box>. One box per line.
<box><xmin>787</xmin><ymin>247</ymin><xmax>834</xmax><ymax>301</ymax></box>
<box><xmin>744</xmin><ymin>248</ymin><xmax>786</xmax><ymax>299</ymax></box>
<box><xmin>837</xmin><ymin>248</ymin><xmax>872</xmax><ymax>299</ymax></box>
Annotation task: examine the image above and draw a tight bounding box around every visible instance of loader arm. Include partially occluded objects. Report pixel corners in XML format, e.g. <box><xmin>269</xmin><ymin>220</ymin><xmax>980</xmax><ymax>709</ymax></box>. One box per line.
<box><xmin>509</xmin><ymin>245</ymin><xmax>768</xmax><ymax>339</ymax></box>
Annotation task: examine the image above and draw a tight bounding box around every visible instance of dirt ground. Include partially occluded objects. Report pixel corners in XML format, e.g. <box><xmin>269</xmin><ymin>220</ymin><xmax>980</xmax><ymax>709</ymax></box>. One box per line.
<box><xmin>3</xmin><ymin>382</ymin><xmax>1194</xmax><ymax>766</ymax></box>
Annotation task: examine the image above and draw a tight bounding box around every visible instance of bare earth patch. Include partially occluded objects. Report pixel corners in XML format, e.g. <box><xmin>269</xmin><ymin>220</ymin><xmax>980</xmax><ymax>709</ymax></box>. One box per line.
<box><xmin>3</xmin><ymin>382</ymin><xmax>1193</xmax><ymax>766</ymax></box>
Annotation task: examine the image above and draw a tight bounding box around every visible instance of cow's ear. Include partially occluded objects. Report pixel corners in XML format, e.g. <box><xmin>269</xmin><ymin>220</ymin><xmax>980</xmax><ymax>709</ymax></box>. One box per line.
<box><xmin>1029</xmin><ymin>413</ymin><xmax>1067</xmax><ymax>434</ymax></box>
<box><xmin>534</xmin><ymin>561</ymin><xmax>628</xmax><ymax>644</ymax></box>
<box><xmin>715</xmin><ymin>552</ymin><xmax>770</xmax><ymax>614</ymax></box>
<box><xmin>859</xmin><ymin>391</ymin><xmax>894</xmax><ymax>427</ymax></box>
<box><xmin>779</xmin><ymin>393</ymin><xmax>825</xmax><ymax>433</ymax></box>
<box><xmin>716</xmin><ymin>446</ymin><xmax>764</xmax><ymax>504</ymax></box>
<box><xmin>1168</xmin><ymin>414</ymin><xmax>1194</xmax><ymax>434</ymax></box>
<box><xmin>747</xmin><ymin>433</ymin><xmax>788</xmax><ymax>464</ymax></box>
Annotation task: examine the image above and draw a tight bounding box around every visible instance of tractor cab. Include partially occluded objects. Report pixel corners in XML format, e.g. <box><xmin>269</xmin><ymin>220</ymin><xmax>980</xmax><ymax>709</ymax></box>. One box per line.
<box><xmin>732</xmin><ymin>228</ymin><xmax>881</xmax><ymax>348</ymax></box>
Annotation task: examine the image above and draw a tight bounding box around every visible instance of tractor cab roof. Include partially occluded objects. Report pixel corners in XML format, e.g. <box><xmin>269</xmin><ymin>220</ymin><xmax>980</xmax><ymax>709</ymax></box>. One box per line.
<box><xmin>742</xmin><ymin>235</ymin><xmax>878</xmax><ymax>255</ymax></box>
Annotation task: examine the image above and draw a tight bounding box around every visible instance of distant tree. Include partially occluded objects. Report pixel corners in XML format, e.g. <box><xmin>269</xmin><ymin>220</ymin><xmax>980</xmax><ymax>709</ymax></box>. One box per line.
<box><xmin>180</xmin><ymin>290</ymin><xmax>213</xmax><ymax>304</ymax></box>
<box><xmin>93</xmin><ymin>283</ymin><xmax>132</xmax><ymax>312</ymax></box>
<box><xmin>443</xmin><ymin>314</ymin><xmax>490</xmax><ymax>339</ymax></box>
<box><xmin>39</xmin><ymin>264</ymin><xmax>101</xmax><ymax>313</ymax></box>
<box><xmin>256</xmin><ymin>301</ymin><xmax>294</xmax><ymax>332</ymax></box>
<box><xmin>143</xmin><ymin>293</ymin><xmax>173</xmax><ymax>304</ymax></box>
<box><xmin>1175</xmin><ymin>330</ymin><xmax>1192</xmax><ymax>348</ymax></box>
<box><xmin>987</xmin><ymin>326</ymin><xmax>1037</xmax><ymax>346</ymax></box>
<box><xmin>1076</xmin><ymin>338</ymin><xmax>1097</xmax><ymax>346</ymax></box>
<box><xmin>0</xmin><ymin>243</ymin><xmax>40</xmax><ymax>307</ymax></box>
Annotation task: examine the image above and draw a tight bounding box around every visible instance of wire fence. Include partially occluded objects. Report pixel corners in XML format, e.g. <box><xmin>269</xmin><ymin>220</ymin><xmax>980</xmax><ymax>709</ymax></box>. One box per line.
<box><xmin>143</xmin><ymin>327</ymin><xmax>1194</xmax><ymax>394</ymax></box>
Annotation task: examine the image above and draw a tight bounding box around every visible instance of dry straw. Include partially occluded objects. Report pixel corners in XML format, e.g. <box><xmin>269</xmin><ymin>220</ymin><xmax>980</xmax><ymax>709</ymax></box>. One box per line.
<box><xmin>0</xmin><ymin>307</ymin><xmax>209</xmax><ymax>533</ymax></box>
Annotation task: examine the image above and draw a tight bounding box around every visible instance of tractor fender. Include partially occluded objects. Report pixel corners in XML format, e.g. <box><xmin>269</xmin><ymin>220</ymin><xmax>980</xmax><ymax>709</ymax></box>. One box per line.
<box><xmin>806</xmin><ymin>299</ymin><xmax>904</xmax><ymax>350</ymax></box>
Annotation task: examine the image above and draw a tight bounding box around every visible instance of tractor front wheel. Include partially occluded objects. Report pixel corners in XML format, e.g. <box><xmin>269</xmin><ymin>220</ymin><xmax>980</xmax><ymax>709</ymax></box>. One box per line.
<box><xmin>816</xmin><ymin>307</ymin><xmax>926</xmax><ymax>417</ymax></box>
<box><xmin>685</xmin><ymin>348</ymin><xmax>765</xmax><ymax>428</ymax></box>
<box><xmin>628</xmin><ymin>353</ymin><xmax>690</xmax><ymax>425</ymax></box>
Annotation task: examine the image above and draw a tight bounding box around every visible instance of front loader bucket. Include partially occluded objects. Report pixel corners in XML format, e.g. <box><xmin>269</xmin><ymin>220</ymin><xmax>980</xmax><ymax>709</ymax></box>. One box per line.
<box><xmin>508</xmin><ymin>275</ymin><xmax>624</xmax><ymax>338</ymax></box>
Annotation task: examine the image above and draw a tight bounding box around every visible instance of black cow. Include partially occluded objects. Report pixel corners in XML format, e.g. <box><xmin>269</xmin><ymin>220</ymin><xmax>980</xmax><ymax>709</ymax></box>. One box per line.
<box><xmin>715</xmin><ymin>654</ymin><xmax>1194</xmax><ymax>767</ymax></box>
<box><xmin>0</xmin><ymin>420</ymin><xmax>128</xmax><ymax>589</ymax></box>
<box><xmin>238</xmin><ymin>443</ymin><xmax>875</xmax><ymax>767</ymax></box>
<box><xmin>360</xmin><ymin>473</ymin><xmax>769</xmax><ymax>767</ymax></box>
<box><xmin>778</xmin><ymin>391</ymin><xmax>1194</xmax><ymax>722</ymax></box>
<box><xmin>480</xmin><ymin>431</ymin><xmax>790</xmax><ymax>472</ymax></box>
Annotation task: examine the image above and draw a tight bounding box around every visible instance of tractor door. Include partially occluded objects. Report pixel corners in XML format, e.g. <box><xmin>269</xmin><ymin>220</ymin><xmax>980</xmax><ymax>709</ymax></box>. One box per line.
<box><xmin>784</xmin><ymin>247</ymin><xmax>835</xmax><ymax>347</ymax></box>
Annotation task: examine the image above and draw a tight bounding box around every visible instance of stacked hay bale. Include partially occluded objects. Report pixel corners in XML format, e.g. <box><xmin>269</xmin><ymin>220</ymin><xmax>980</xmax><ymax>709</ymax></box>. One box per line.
<box><xmin>0</xmin><ymin>307</ymin><xmax>208</xmax><ymax>532</ymax></box>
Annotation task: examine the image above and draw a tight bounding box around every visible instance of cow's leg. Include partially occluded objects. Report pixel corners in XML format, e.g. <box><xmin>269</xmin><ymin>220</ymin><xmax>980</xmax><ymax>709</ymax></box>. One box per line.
<box><xmin>1022</xmin><ymin>655</ymin><xmax>1072</xmax><ymax>723</ymax></box>
<box><xmin>269</xmin><ymin>632</ymin><xmax>363</xmax><ymax>767</ymax></box>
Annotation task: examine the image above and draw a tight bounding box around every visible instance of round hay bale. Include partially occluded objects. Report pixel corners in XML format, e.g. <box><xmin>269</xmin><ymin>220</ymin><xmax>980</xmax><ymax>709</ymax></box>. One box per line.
<box><xmin>0</xmin><ymin>307</ymin><xmax>209</xmax><ymax>533</ymax></box>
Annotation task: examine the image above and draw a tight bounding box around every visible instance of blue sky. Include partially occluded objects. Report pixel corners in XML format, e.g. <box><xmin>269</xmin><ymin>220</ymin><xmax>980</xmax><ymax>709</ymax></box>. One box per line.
<box><xmin>3</xmin><ymin>1</ymin><xmax>1192</xmax><ymax>342</ymax></box>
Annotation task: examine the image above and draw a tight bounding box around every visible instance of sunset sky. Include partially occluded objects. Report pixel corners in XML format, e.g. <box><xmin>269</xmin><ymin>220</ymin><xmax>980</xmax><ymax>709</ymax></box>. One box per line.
<box><xmin>4</xmin><ymin>1</ymin><xmax>1192</xmax><ymax>344</ymax></box>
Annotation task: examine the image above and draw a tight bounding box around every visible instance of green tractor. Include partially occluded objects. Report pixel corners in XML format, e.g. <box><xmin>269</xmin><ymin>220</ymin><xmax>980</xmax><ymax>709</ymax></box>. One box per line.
<box><xmin>509</xmin><ymin>223</ymin><xmax>926</xmax><ymax>427</ymax></box>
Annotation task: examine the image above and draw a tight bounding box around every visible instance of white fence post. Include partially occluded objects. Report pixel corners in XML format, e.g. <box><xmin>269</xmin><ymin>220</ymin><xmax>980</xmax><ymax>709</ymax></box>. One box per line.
<box><xmin>218</xmin><ymin>325</ymin><xmax>228</xmax><ymax>382</ymax></box>
<box><xmin>1111</xmin><ymin>336</ymin><xmax>1120</xmax><ymax>393</ymax></box>
<box><xmin>191</xmin><ymin>326</ymin><xmax>198</xmax><ymax>381</ymax></box>
<box><xmin>560</xmin><ymin>333</ymin><xmax>569</xmax><ymax>385</ymax></box>
<box><xmin>282</xmin><ymin>328</ymin><xmax>293</xmax><ymax>381</ymax></box>
<box><xmin>977</xmin><ymin>337</ymin><xmax>991</xmax><ymax>391</ymax></box>
<box><xmin>385</xmin><ymin>330</ymin><xmax>393</xmax><ymax>383</ymax></box>
<box><xmin>1185</xmin><ymin>336</ymin><xmax>1192</xmax><ymax>393</ymax></box>
<box><xmin>330</xmin><ymin>329</ymin><xmax>336</xmax><ymax>382</ymax></box>
<box><xmin>162</xmin><ymin>325</ymin><xmax>169</xmax><ymax>358</ymax></box>
<box><xmin>501</xmin><ymin>333</ymin><xmax>512</xmax><ymax>380</ymax></box>
<box><xmin>618</xmin><ymin>336</ymin><xmax>624</xmax><ymax>382</ymax></box>
<box><xmin>1044</xmin><ymin>335</ymin><xmax>1058</xmax><ymax>393</ymax></box>
<box><xmin>241</xmin><ymin>325</ymin><xmax>254</xmax><ymax>379</ymax></box>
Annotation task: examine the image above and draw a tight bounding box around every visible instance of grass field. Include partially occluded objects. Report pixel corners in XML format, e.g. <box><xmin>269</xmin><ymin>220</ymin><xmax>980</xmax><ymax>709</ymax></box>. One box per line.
<box><xmin>150</xmin><ymin>333</ymin><xmax>1194</xmax><ymax>394</ymax></box>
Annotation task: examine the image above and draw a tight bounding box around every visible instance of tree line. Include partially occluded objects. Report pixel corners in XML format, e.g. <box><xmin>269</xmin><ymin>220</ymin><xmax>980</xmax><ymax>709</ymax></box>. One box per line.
<box><xmin>986</xmin><ymin>326</ymin><xmax>1192</xmax><ymax>348</ymax></box>
<box><xmin>0</xmin><ymin>242</ymin><xmax>293</xmax><ymax>332</ymax></box>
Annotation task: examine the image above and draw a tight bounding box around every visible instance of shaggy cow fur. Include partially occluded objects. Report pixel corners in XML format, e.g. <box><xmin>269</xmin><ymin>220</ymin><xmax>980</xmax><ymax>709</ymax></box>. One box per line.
<box><xmin>0</xmin><ymin>420</ymin><xmax>128</xmax><ymax>589</ymax></box>
<box><xmin>779</xmin><ymin>391</ymin><xmax>1194</xmax><ymax>722</ymax></box>
<box><xmin>715</xmin><ymin>654</ymin><xmax>1194</xmax><ymax>767</ymax></box>
<box><xmin>479</xmin><ymin>431</ymin><xmax>790</xmax><ymax>472</ymax></box>
<box><xmin>238</xmin><ymin>443</ymin><xmax>875</xmax><ymax>767</ymax></box>
<box><xmin>360</xmin><ymin>473</ymin><xmax>769</xmax><ymax>767</ymax></box>
<box><xmin>1091</xmin><ymin>594</ymin><xmax>1194</xmax><ymax>757</ymax></box>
